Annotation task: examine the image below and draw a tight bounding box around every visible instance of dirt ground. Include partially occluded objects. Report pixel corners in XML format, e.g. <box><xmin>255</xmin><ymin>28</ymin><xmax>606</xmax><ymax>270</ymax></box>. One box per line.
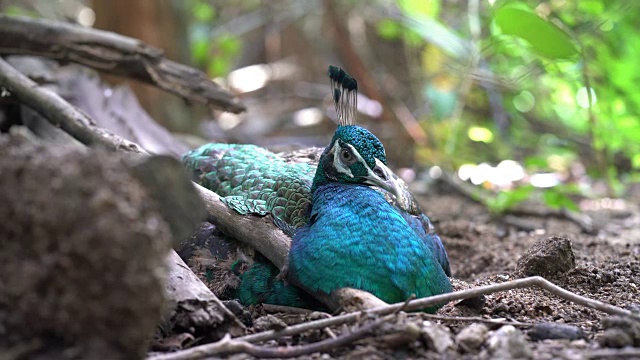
<box><xmin>424</xmin><ymin>187</ymin><xmax>640</xmax><ymax>358</ymax></box>
<box><xmin>185</xmin><ymin>180</ymin><xmax>640</xmax><ymax>359</ymax></box>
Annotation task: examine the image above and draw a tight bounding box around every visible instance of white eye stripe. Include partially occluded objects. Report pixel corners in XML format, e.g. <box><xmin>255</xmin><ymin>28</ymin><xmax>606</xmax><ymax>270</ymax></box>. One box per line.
<box><xmin>333</xmin><ymin>142</ymin><xmax>375</xmax><ymax>180</ymax></box>
<box><xmin>331</xmin><ymin>143</ymin><xmax>354</xmax><ymax>178</ymax></box>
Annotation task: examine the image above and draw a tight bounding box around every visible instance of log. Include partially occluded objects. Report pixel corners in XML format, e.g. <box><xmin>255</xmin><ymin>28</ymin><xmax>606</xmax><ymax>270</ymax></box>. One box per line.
<box><xmin>0</xmin><ymin>15</ymin><xmax>245</xmax><ymax>113</ymax></box>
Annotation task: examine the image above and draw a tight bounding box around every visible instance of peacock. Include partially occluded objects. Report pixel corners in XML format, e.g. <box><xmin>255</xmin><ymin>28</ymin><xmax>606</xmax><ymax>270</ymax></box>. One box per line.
<box><xmin>183</xmin><ymin>66</ymin><xmax>452</xmax><ymax>311</ymax></box>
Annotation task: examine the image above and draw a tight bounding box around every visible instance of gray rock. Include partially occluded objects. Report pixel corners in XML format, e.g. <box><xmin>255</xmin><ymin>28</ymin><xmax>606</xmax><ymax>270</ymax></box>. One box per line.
<box><xmin>253</xmin><ymin>314</ymin><xmax>287</xmax><ymax>332</ymax></box>
<box><xmin>487</xmin><ymin>325</ymin><xmax>532</xmax><ymax>359</ymax></box>
<box><xmin>0</xmin><ymin>141</ymin><xmax>172</xmax><ymax>359</ymax></box>
<box><xmin>456</xmin><ymin>323</ymin><xmax>489</xmax><ymax>353</ymax></box>
<box><xmin>528</xmin><ymin>322</ymin><xmax>584</xmax><ymax>341</ymax></box>
<box><xmin>516</xmin><ymin>236</ymin><xmax>576</xmax><ymax>277</ymax></box>
<box><xmin>422</xmin><ymin>322</ymin><xmax>454</xmax><ymax>354</ymax></box>
<box><xmin>599</xmin><ymin>328</ymin><xmax>633</xmax><ymax>348</ymax></box>
<box><xmin>599</xmin><ymin>316</ymin><xmax>640</xmax><ymax>347</ymax></box>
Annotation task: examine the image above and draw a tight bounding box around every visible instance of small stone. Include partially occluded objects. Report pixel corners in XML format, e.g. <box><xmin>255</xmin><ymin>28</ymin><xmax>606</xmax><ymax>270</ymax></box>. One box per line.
<box><xmin>570</xmin><ymin>339</ymin><xmax>588</xmax><ymax>348</ymax></box>
<box><xmin>456</xmin><ymin>295</ymin><xmax>487</xmax><ymax>310</ymax></box>
<box><xmin>528</xmin><ymin>322</ymin><xmax>584</xmax><ymax>341</ymax></box>
<box><xmin>253</xmin><ymin>314</ymin><xmax>287</xmax><ymax>332</ymax></box>
<box><xmin>456</xmin><ymin>323</ymin><xmax>489</xmax><ymax>353</ymax></box>
<box><xmin>516</xmin><ymin>236</ymin><xmax>576</xmax><ymax>277</ymax></box>
<box><xmin>487</xmin><ymin>325</ymin><xmax>532</xmax><ymax>359</ymax></box>
<box><xmin>599</xmin><ymin>328</ymin><xmax>633</xmax><ymax>348</ymax></box>
<box><xmin>599</xmin><ymin>316</ymin><xmax>640</xmax><ymax>347</ymax></box>
<box><xmin>422</xmin><ymin>323</ymin><xmax>454</xmax><ymax>353</ymax></box>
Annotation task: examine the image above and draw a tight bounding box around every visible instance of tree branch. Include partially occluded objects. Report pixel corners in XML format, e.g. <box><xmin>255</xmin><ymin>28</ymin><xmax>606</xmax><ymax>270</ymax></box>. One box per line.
<box><xmin>149</xmin><ymin>315</ymin><xmax>390</xmax><ymax>360</ymax></box>
<box><xmin>0</xmin><ymin>56</ymin><xmax>145</xmax><ymax>154</ymax></box>
<box><xmin>236</xmin><ymin>275</ymin><xmax>639</xmax><ymax>345</ymax></box>
<box><xmin>0</xmin><ymin>15</ymin><xmax>245</xmax><ymax>113</ymax></box>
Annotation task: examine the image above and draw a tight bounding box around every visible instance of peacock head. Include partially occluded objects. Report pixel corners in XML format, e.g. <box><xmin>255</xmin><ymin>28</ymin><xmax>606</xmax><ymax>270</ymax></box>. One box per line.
<box><xmin>310</xmin><ymin>66</ymin><xmax>405</xmax><ymax>200</ymax></box>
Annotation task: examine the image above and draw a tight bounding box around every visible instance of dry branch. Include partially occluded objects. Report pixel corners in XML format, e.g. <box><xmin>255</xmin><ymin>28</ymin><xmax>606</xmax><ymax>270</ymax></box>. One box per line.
<box><xmin>153</xmin><ymin>275</ymin><xmax>640</xmax><ymax>360</ymax></box>
<box><xmin>149</xmin><ymin>315</ymin><xmax>390</xmax><ymax>360</ymax></box>
<box><xmin>0</xmin><ymin>15</ymin><xmax>245</xmax><ymax>113</ymax></box>
<box><xmin>0</xmin><ymin>57</ymin><xmax>145</xmax><ymax>154</ymax></box>
<box><xmin>164</xmin><ymin>251</ymin><xmax>246</xmax><ymax>334</ymax></box>
<box><xmin>236</xmin><ymin>275</ymin><xmax>639</xmax><ymax>345</ymax></box>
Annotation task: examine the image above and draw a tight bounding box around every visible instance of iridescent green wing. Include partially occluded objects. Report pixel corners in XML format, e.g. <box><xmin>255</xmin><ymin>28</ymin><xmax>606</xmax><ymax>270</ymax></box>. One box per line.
<box><xmin>183</xmin><ymin>143</ymin><xmax>316</xmax><ymax>234</ymax></box>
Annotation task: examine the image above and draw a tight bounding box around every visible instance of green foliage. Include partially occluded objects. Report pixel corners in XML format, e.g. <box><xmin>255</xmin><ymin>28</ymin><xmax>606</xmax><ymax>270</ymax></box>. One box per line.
<box><xmin>2</xmin><ymin>5</ymin><xmax>38</xmax><ymax>17</ymax></box>
<box><xmin>494</xmin><ymin>6</ymin><xmax>579</xmax><ymax>59</ymax></box>
<box><xmin>485</xmin><ymin>185</ymin><xmax>534</xmax><ymax>214</ymax></box>
<box><xmin>386</xmin><ymin>0</ymin><xmax>638</xmax><ymax>211</ymax></box>
<box><xmin>188</xmin><ymin>0</ymin><xmax>241</xmax><ymax>77</ymax></box>
<box><xmin>542</xmin><ymin>185</ymin><xmax>580</xmax><ymax>212</ymax></box>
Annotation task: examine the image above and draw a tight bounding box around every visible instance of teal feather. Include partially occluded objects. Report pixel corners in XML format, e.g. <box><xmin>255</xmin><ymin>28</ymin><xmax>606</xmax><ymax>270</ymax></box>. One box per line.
<box><xmin>289</xmin><ymin>183</ymin><xmax>452</xmax><ymax>312</ymax></box>
<box><xmin>234</xmin><ymin>255</ymin><xmax>324</xmax><ymax>309</ymax></box>
<box><xmin>183</xmin><ymin>143</ymin><xmax>315</xmax><ymax>235</ymax></box>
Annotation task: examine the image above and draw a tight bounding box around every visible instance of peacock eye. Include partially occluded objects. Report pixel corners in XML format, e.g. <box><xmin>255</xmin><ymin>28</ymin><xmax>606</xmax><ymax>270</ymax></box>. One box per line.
<box><xmin>340</xmin><ymin>149</ymin><xmax>353</xmax><ymax>163</ymax></box>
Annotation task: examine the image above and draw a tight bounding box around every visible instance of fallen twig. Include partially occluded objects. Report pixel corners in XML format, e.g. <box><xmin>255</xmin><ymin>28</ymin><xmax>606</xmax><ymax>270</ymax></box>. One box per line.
<box><xmin>418</xmin><ymin>313</ymin><xmax>535</xmax><ymax>327</ymax></box>
<box><xmin>0</xmin><ymin>15</ymin><xmax>245</xmax><ymax>113</ymax></box>
<box><xmin>236</xmin><ymin>276</ymin><xmax>640</xmax><ymax>345</ymax></box>
<box><xmin>0</xmin><ymin>56</ymin><xmax>145</xmax><ymax>154</ymax></box>
<box><xmin>148</xmin><ymin>275</ymin><xmax>639</xmax><ymax>359</ymax></box>
<box><xmin>148</xmin><ymin>315</ymin><xmax>391</xmax><ymax>360</ymax></box>
<box><xmin>587</xmin><ymin>348</ymin><xmax>640</xmax><ymax>359</ymax></box>
<box><xmin>262</xmin><ymin>304</ymin><xmax>315</xmax><ymax>315</ymax></box>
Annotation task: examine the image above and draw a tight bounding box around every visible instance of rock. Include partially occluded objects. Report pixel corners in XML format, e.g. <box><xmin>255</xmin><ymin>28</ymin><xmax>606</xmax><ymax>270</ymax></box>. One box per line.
<box><xmin>130</xmin><ymin>155</ymin><xmax>205</xmax><ymax>246</ymax></box>
<box><xmin>528</xmin><ymin>322</ymin><xmax>584</xmax><ymax>341</ymax></box>
<box><xmin>516</xmin><ymin>236</ymin><xmax>576</xmax><ymax>277</ymax></box>
<box><xmin>487</xmin><ymin>325</ymin><xmax>532</xmax><ymax>359</ymax></box>
<box><xmin>456</xmin><ymin>323</ymin><xmax>489</xmax><ymax>353</ymax></box>
<box><xmin>422</xmin><ymin>322</ymin><xmax>454</xmax><ymax>354</ymax></box>
<box><xmin>599</xmin><ymin>328</ymin><xmax>633</xmax><ymax>348</ymax></box>
<box><xmin>253</xmin><ymin>314</ymin><xmax>287</xmax><ymax>332</ymax></box>
<box><xmin>598</xmin><ymin>316</ymin><xmax>640</xmax><ymax>348</ymax></box>
<box><xmin>456</xmin><ymin>295</ymin><xmax>487</xmax><ymax>310</ymax></box>
<box><xmin>0</xmin><ymin>141</ymin><xmax>172</xmax><ymax>359</ymax></box>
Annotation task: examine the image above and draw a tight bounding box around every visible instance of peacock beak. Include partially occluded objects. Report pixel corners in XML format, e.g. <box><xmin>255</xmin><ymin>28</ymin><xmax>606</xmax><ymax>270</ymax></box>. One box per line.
<box><xmin>365</xmin><ymin>159</ymin><xmax>407</xmax><ymax>203</ymax></box>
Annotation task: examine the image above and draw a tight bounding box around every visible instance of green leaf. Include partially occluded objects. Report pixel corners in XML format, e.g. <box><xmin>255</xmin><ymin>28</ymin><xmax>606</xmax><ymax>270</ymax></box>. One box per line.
<box><xmin>207</xmin><ymin>57</ymin><xmax>228</xmax><ymax>77</ymax></box>
<box><xmin>377</xmin><ymin>19</ymin><xmax>402</xmax><ymax>40</ymax></box>
<box><xmin>486</xmin><ymin>185</ymin><xmax>535</xmax><ymax>213</ymax></box>
<box><xmin>397</xmin><ymin>0</ymin><xmax>440</xmax><ymax>18</ymax></box>
<box><xmin>192</xmin><ymin>38</ymin><xmax>209</xmax><ymax>65</ymax></box>
<box><xmin>494</xmin><ymin>6</ymin><xmax>579</xmax><ymax>59</ymax></box>
<box><xmin>633</xmin><ymin>154</ymin><xmax>640</xmax><ymax>169</ymax></box>
<box><xmin>542</xmin><ymin>190</ymin><xmax>579</xmax><ymax>212</ymax></box>
<box><xmin>193</xmin><ymin>2</ymin><xmax>215</xmax><ymax>22</ymax></box>
<box><xmin>217</xmin><ymin>35</ymin><xmax>241</xmax><ymax>56</ymax></box>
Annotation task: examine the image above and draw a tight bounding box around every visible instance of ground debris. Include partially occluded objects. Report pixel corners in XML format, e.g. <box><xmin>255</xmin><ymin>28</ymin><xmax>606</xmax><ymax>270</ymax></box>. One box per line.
<box><xmin>528</xmin><ymin>322</ymin><xmax>584</xmax><ymax>341</ymax></box>
<box><xmin>421</xmin><ymin>322</ymin><xmax>454</xmax><ymax>353</ymax></box>
<box><xmin>167</xmin><ymin>189</ymin><xmax>640</xmax><ymax>359</ymax></box>
<box><xmin>487</xmin><ymin>325</ymin><xmax>533</xmax><ymax>359</ymax></box>
<box><xmin>598</xmin><ymin>316</ymin><xmax>640</xmax><ymax>348</ymax></box>
<box><xmin>456</xmin><ymin>323</ymin><xmax>489</xmax><ymax>353</ymax></box>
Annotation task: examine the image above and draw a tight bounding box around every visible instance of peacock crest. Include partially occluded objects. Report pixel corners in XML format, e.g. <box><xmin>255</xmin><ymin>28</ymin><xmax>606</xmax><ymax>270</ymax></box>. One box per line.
<box><xmin>328</xmin><ymin>65</ymin><xmax>358</xmax><ymax>126</ymax></box>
